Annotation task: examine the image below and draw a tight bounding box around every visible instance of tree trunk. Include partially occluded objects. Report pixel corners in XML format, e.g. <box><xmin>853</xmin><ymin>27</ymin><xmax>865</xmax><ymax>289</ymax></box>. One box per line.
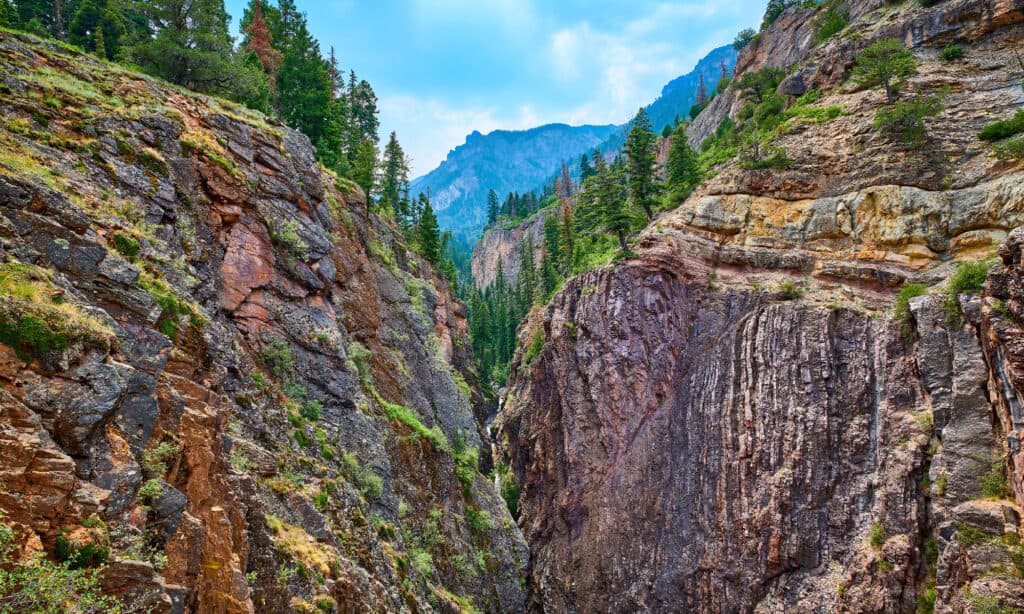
<box><xmin>617</xmin><ymin>231</ymin><xmax>628</xmax><ymax>252</ymax></box>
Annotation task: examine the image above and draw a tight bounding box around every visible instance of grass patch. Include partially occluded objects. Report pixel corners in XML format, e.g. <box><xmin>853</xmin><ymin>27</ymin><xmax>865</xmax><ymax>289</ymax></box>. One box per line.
<box><xmin>893</xmin><ymin>282</ymin><xmax>929</xmax><ymax>340</ymax></box>
<box><xmin>0</xmin><ymin>261</ymin><xmax>114</xmax><ymax>360</ymax></box>
<box><xmin>942</xmin><ymin>259</ymin><xmax>993</xmax><ymax>321</ymax></box>
<box><xmin>265</xmin><ymin>515</ymin><xmax>334</xmax><ymax>578</ymax></box>
<box><xmin>523</xmin><ymin>328</ymin><xmax>545</xmax><ymax>366</ymax></box>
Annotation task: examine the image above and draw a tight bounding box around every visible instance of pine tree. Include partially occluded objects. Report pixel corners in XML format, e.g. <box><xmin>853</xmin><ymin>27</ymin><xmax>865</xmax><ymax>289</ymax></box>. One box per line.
<box><xmin>69</xmin><ymin>0</ymin><xmax>125</xmax><ymax>60</ymax></box>
<box><xmin>557</xmin><ymin>208</ymin><xmax>575</xmax><ymax>275</ymax></box>
<box><xmin>0</xmin><ymin>0</ymin><xmax>9</xmax><ymax>27</ymax></box>
<box><xmin>274</xmin><ymin>4</ymin><xmax>332</xmax><ymax>144</ymax></box>
<box><xmin>580</xmin><ymin>153</ymin><xmax>596</xmax><ymax>181</ymax></box>
<box><xmin>623</xmin><ymin>107</ymin><xmax>659</xmax><ymax>220</ymax></box>
<box><xmin>131</xmin><ymin>0</ymin><xmax>266</xmax><ymax>103</ymax></box>
<box><xmin>417</xmin><ymin>200</ymin><xmax>442</xmax><ymax>265</ymax></box>
<box><xmin>351</xmin><ymin>138</ymin><xmax>377</xmax><ymax>198</ymax></box>
<box><xmin>851</xmin><ymin>38</ymin><xmax>917</xmax><ymax>104</ymax></box>
<box><xmin>486</xmin><ymin>189</ymin><xmax>500</xmax><ymax>226</ymax></box>
<box><xmin>243</xmin><ymin>1</ymin><xmax>282</xmax><ymax>81</ymax></box>
<box><xmin>665</xmin><ymin>122</ymin><xmax>701</xmax><ymax>202</ymax></box>
<box><xmin>696</xmin><ymin>74</ymin><xmax>708</xmax><ymax>106</ymax></box>
<box><xmin>380</xmin><ymin>131</ymin><xmax>410</xmax><ymax>219</ymax></box>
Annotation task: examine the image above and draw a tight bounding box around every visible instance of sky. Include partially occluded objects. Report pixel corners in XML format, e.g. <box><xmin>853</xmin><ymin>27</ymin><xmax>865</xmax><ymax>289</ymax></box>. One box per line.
<box><xmin>224</xmin><ymin>0</ymin><xmax>764</xmax><ymax>178</ymax></box>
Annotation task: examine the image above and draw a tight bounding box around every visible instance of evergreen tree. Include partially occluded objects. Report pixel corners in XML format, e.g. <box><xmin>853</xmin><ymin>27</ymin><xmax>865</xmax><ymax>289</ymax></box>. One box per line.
<box><xmin>851</xmin><ymin>38</ymin><xmax>917</xmax><ymax>104</ymax></box>
<box><xmin>243</xmin><ymin>1</ymin><xmax>282</xmax><ymax>82</ymax></box>
<box><xmin>665</xmin><ymin>122</ymin><xmax>701</xmax><ymax>202</ymax></box>
<box><xmin>580</xmin><ymin>153</ymin><xmax>596</xmax><ymax>181</ymax></box>
<box><xmin>623</xmin><ymin>107</ymin><xmax>659</xmax><ymax>220</ymax></box>
<box><xmin>69</xmin><ymin>0</ymin><xmax>125</xmax><ymax>59</ymax></box>
<box><xmin>380</xmin><ymin>131</ymin><xmax>410</xmax><ymax>219</ymax></box>
<box><xmin>417</xmin><ymin>199</ymin><xmax>441</xmax><ymax>265</ymax></box>
<box><xmin>557</xmin><ymin>208</ymin><xmax>575</xmax><ymax>276</ymax></box>
<box><xmin>486</xmin><ymin>189</ymin><xmax>500</xmax><ymax>225</ymax></box>
<box><xmin>0</xmin><ymin>0</ymin><xmax>9</xmax><ymax>27</ymax></box>
<box><xmin>351</xmin><ymin>138</ymin><xmax>377</xmax><ymax>198</ymax></box>
<box><xmin>13</xmin><ymin>0</ymin><xmax>57</xmax><ymax>36</ymax></box>
<box><xmin>696</xmin><ymin>74</ymin><xmax>708</xmax><ymax>106</ymax></box>
<box><xmin>274</xmin><ymin>4</ymin><xmax>332</xmax><ymax>144</ymax></box>
<box><xmin>131</xmin><ymin>0</ymin><xmax>266</xmax><ymax>103</ymax></box>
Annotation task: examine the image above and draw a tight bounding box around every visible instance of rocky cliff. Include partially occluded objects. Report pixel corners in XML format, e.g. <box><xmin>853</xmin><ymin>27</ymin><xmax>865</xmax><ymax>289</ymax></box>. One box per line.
<box><xmin>496</xmin><ymin>0</ymin><xmax>1024</xmax><ymax>611</ymax></box>
<box><xmin>0</xmin><ymin>31</ymin><xmax>526</xmax><ymax>613</ymax></box>
<box><xmin>470</xmin><ymin>209</ymin><xmax>556</xmax><ymax>291</ymax></box>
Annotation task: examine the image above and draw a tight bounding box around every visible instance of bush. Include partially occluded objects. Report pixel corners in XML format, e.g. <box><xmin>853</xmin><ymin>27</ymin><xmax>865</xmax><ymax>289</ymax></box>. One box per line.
<box><xmin>262</xmin><ymin>339</ymin><xmax>294</xmax><ymax>376</ymax></box>
<box><xmin>777</xmin><ymin>281</ymin><xmax>804</xmax><ymax>300</ymax></box>
<box><xmin>893</xmin><ymin>283</ymin><xmax>929</xmax><ymax>339</ymax></box>
<box><xmin>873</xmin><ymin>93</ymin><xmax>944</xmax><ymax>149</ymax></box>
<box><xmin>978</xmin><ymin>110</ymin><xmax>1024</xmax><ymax>141</ymax></box>
<box><xmin>465</xmin><ymin>507</ymin><xmax>493</xmax><ymax>533</ymax></box>
<box><xmin>0</xmin><ymin>515</ymin><xmax>121</xmax><ymax>612</ymax></box>
<box><xmin>977</xmin><ymin>456</ymin><xmax>1012</xmax><ymax>499</ymax></box>
<box><xmin>136</xmin><ymin>478</ymin><xmax>164</xmax><ymax>504</ymax></box>
<box><xmin>733</xmin><ymin>27</ymin><xmax>757</xmax><ymax>50</ymax></box>
<box><xmin>356</xmin><ymin>467</ymin><xmax>383</xmax><ymax>500</ymax></box>
<box><xmin>939</xmin><ymin>44</ymin><xmax>965</xmax><ymax>62</ymax></box>
<box><xmin>869</xmin><ymin>521</ymin><xmax>886</xmax><ymax>548</ymax></box>
<box><xmin>270</xmin><ymin>219</ymin><xmax>308</xmax><ymax>261</ymax></box>
<box><xmin>300</xmin><ymin>399</ymin><xmax>322</xmax><ymax>422</ymax></box>
<box><xmin>811</xmin><ymin>0</ymin><xmax>849</xmax><ymax>45</ymax></box>
<box><xmin>941</xmin><ymin>259</ymin><xmax>992</xmax><ymax>320</ymax></box>
<box><xmin>993</xmin><ymin>136</ymin><xmax>1024</xmax><ymax>160</ymax></box>
<box><xmin>523</xmin><ymin>328</ymin><xmax>545</xmax><ymax>365</ymax></box>
<box><xmin>112</xmin><ymin>233</ymin><xmax>140</xmax><ymax>261</ymax></box>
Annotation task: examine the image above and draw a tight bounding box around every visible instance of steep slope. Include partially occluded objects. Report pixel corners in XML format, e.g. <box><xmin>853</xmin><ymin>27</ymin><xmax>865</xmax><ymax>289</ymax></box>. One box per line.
<box><xmin>496</xmin><ymin>0</ymin><xmax>1024</xmax><ymax>611</ymax></box>
<box><xmin>409</xmin><ymin>124</ymin><xmax>616</xmax><ymax>241</ymax></box>
<box><xmin>0</xmin><ymin>31</ymin><xmax>527</xmax><ymax>613</ymax></box>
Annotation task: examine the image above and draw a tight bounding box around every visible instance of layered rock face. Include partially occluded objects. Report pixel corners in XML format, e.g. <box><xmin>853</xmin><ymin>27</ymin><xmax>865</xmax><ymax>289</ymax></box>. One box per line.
<box><xmin>471</xmin><ymin>208</ymin><xmax>556</xmax><ymax>291</ymax></box>
<box><xmin>497</xmin><ymin>0</ymin><xmax>1024</xmax><ymax>611</ymax></box>
<box><xmin>0</xmin><ymin>32</ymin><xmax>525</xmax><ymax>613</ymax></box>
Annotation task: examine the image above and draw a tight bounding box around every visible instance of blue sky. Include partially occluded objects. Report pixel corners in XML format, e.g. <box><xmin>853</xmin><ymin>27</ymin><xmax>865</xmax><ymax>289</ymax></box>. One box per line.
<box><xmin>224</xmin><ymin>0</ymin><xmax>764</xmax><ymax>177</ymax></box>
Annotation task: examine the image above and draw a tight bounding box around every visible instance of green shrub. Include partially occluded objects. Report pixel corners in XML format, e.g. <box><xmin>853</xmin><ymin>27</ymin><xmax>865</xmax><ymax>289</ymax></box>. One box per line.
<box><xmin>55</xmin><ymin>536</ymin><xmax>109</xmax><ymax>569</ymax></box>
<box><xmin>957</xmin><ymin>522</ymin><xmax>990</xmax><ymax>547</ymax></box>
<box><xmin>112</xmin><ymin>233</ymin><xmax>140</xmax><ymax>261</ymax></box>
<box><xmin>262</xmin><ymin>339</ymin><xmax>294</xmax><ymax>376</ymax></box>
<box><xmin>136</xmin><ymin>478</ymin><xmax>164</xmax><ymax>504</ymax></box>
<box><xmin>496</xmin><ymin>463</ymin><xmax>521</xmax><ymax>520</ymax></box>
<box><xmin>523</xmin><ymin>329</ymin><xmax>545</xmax><ymax>365</ymax></box>
<box><xmin>733</xmin><ymin>27</ymin><xmax>757</xmax><ymax>50</ymax></box>
<box><xmin>410</xmin><ymin>549</ymin><xmax>433</xmax><ymax>577</ymax></box>
<box><xmin>357</xmin><ymin>467</ymin><xmax>383</xmax><ymax>500</ymax></box>
<box><xmin>993</xmin><ymin>135</ymin><xmax>1024</xmax><ymax>161</ymax></box>
<box><xmin>939</xmin><ymin>44</ymin><xmax>965</xmax><ymax>61</ymax></box>
<box><xmin>0</xmin><ymin>515</ymin><xmax>122</xmax><ymax>612</ymax></box>
<box><xmin>977</xmin><ymin>456</ymin><xmax>1012</xmax><ymax>499</ymax></box>
<box><xmin>142</xmin><ymin>441</ymin><xmax>180</xmax><ymax>476</ymax></box>
<box><xmin>873</xmin><ymin>93</ymin><xmax>944</xmax><ymax>149</ymax></box>
<box><xmin>965</xmin><ymin>593</ymin><xmax>1016</xmax><ymax>614</ymax></box>
<box><xmin>270</xmin><ymin>219</ymin><xmax>309</xmax><ymax>261</ymax></box>
<box><xmin>465</xmin><ymin>507</ymin><xmax>493</xmax><ymax>533</ymax></box>
<box><xmin>978</xmin><ymin>110</ymin><xmax>1024</xmax><ymax>141</ymax></box>
<box><xmin>811</xmin><ymin>0</ymin><xmax>849</xmax><ymax>45</ymax></box>
<box><xmin>941</xmin><ymin>259</ymin><xmax>992</xmax><ymax>320</ymax></box>
<box><xmin>893</xmin><ymin>282</ymin><xmax>929</xmax><ymax>339</ymax></box>
<box><xmin>293</xmin><ymin>429</ymin><xmax>313</xmax><ymax>448</ymax></box>
<box><xmin>777</xmin><ymin>281</ymin><xmax>804</xmax><ymax>300</ymax></box>
<box><xmin>869</xmin><ymin>521</ymin><xmax>886</xmax><ymax>548</ymax></box>
<box><xmin>300</xmin><ymin>399</ymin><xmax>322</xmax><ymax>422</ymax></box>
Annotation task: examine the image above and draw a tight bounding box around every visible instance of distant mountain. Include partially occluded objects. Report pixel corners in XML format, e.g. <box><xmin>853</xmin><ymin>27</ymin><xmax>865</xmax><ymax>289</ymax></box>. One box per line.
<box><xmin>412</xmin><ymin>45</ymin><xmax>738</xmax><ymax>242</ymax></box>
<box><xmin>594</xmin><ymin>45</ymin><xmax>738</xmax><ymax>154</ymax></box>
<box><xmin>410</xmin><ymin>124</ymin><xmax>618</xmax><ymax>240</ymax></box>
